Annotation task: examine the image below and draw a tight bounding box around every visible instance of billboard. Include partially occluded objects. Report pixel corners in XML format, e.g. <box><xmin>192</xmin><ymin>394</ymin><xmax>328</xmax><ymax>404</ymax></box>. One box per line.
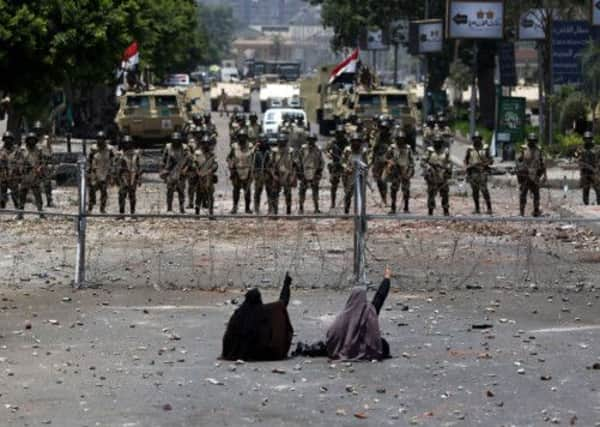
<box><xmin>390</xmin><ymin>19</ymin><xmax>409</xmax><ymax>44</ymax></box>
<box><xmin>497</xmin><ymin>96</ymin><xmax>526</xmax><ymax>143</ymax></box>
<box><xmin>408</xmin><ymin>20</ymin><xmax>444</xmax><ymax>54</ymax></box>
<box><xmin>552</xmin><ymin>20</ymin><xmax>590</xmax><ymax>87</ymax></box>
<box><xmin>367</xmin><ymin>28</ymin><xmax>388</xmax><ymax>50</ymax></box>
<box><xmin>446</xmin><ymin>0</ymin><xmax>504</xmax><ymax>39</ymax></box>
<box><xmin>593</xmin><ymin>0</ymin><xmax>600</xmax><ymax>27</ymax></box>
<box><xmin>498</xmin><ymin>42</ymin><xmax>517</xmax><ymax>87</ymax></box>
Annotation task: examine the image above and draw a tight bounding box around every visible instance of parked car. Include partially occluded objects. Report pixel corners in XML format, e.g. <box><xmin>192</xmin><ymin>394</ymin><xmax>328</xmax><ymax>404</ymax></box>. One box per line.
<box><xmin>262</xmin><ymin>108</ymin><xmax>308</xmax><ymax>135</ymax></box>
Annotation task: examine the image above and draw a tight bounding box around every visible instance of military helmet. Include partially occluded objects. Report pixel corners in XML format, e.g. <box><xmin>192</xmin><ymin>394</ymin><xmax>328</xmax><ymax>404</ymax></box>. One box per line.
<box><xmin>349</xmin><ymin>132</ymin><xmax>362</xmax><ymax>142</ymax></box>
<box><xmin>296</xmin><ymin>115</ymin><xmax>304</xmax><ymax>123</ymax></box>
<box><xmin>2</xmin><ymin>131</ymin><xmax>15</xmax><ymax>142</ymax></box>
<box><xmin>121</xmin><ymin>134</ymin><xmax>133</xmax><ymax>143</ymax></box>
<box><xmin>307</xmin><ymin>133</ymin><xmax>318</xmax><ymax>142</ymax></box>
<box><xmin>395</xmin><ymin>130</ymin><xmax>406</xmax><ymax>140</ymax></box>
<box><xmin>191</xmin><ymin>112</ymin><xmax>202</xmax><ymax>120</ymax></box>
<box><xmin>25</xmin><ymin>132</ymin><xmax>38</xmax><ymax>143</ymax></box>
<box><xmin>203</xmin><ymin>112</ymin><xmax>211</xmax><ymax>120</ymax></box>
<box><xmin>33</xmin><ymin>120</ymin><xmax>43</xmax><ymax>131</ymax></box>
<box><xmin>335</xmin><ymin>124</ymin><xmax>345</xmax><ymax>133</ymax></box>
<box><xmin>380</xmin><ymin>119</ymin><xmax>391</xmax><ymax>129</ymax></box>
<box><xmin>527</xmin><ymin>132</ymin><xmax>538</xmax><ymax>142</ymax></box>
<box><xmin>96</xmin><ymin>131</ymin><xmax>106</xmax><ymax>141</ymax></box>
<box><xmin>278</xmin><ymin>134</ymin><xmax>288</xmax><ymax>144</ymax></box>
<box><xmin>237</xmin><ymin>128</ymin><xmax>248</xmax><ymax>136</ymax></box>
<box><xmin>201</xmin><ymin>134</ymin><xmax>211</xmax><ymax>144</ymax></box>
<box><xmin>471</xmin><ymin>131</ymin><xmax>482</xmax><ymax>142</ymax></box>
<box><xmin>249</xmin><ymin>112</ymin><xmax>258</xmax><ymax>120</ymax></box>
<box><xmin>171</xmin><ymin>132</ymin><xmax>182</xmax><ymax>141</ymax></box>
<box><xmin>433</xmin><ymin>134</ymin><xmax>444</xmax><ymax>143</ymax></box>
<box><xmin>583</xmin><ymin>131</ymin><xmax>594</xmax><ymax>140</ymax></box>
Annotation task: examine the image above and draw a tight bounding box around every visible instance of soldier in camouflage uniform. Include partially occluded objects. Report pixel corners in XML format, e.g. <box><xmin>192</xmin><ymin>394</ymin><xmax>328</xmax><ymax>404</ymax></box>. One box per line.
<box><xmin>227</xmin><ymin>128</ymin><xmax>254</xmax><ymax>214</ymax></box>
<box><xmin>464</xmin><ymin>132</ymin><xmax>493</xmax><ymax>214</ymax></box>
<box><xmin>423</xmin><ymin>115</ymin><xmax>436</xmax><ymax>147</ymax></box>
<box><xmin>422</xmin><ymin>135</ymin><xmax>452</xmax><ymax>216</ymax></box>
<box><xmin>578</xmin><ymin>131</ymin><xmax>600</xmax><ymax>205</ymax></box>
<box><xmin>269</xmin><ymin>134</ymin><xmax>296</xmax><ymax>215</ymax></box>
<box><xmin>0</xmin><ymin>131</ymin><xmax>21</xmax><ymax>209</ymax></box>
<box><xmin>193</xmin><ymin>135</ymin><xmax>218</xmax><ymax>217</ymax></box>
<box><xmin>247</xmin><ymin>113</ymin><xmax>262</xmax><ymax>145</ymax></box>
<box><xmin>87</xmin><ymin>131</ymin><xmax>115</xmax><ymax>213</ymax></box>
<box><xmin>516</xmin><ymin>133</ymin><xmax>546</xmax><ymax>217</ymax></box>
<box><xmin>33</xmin><ymin>121</ymin><xmax>54</xmax><ymax>207</ymax></box>
<box><xmin>383</xmin><ymin>130</ymin><xmax>414</xmax><ymax>214</ymax></box>
<box><xmin>202</xmin><ymin>112</ymin><xmax>218</xmax><ymax>140</ymax></box>
<box><xmin>160</xmin><ymin>132</ymin><xmax>190</xmax><ymax>213</ymax></box>
<box><xmin>370</xmin><ymin>118</ymin><xmax>393</xmax><ymax>205</ymax></box>
<box><xmin>17</xmin><ymin>132</ymin><xmax>47</xmax><ymax>219</ymax></box>
<box><xmin>251</xmin><ymin>134</ymin><xmax>272</xmax><ymax>214</ymax></box>
<box><xmin>289</xmin><ymin>115</ymin><xmax>308</xmax><ymax>152</ymax></box>
<box><xmin>341</xmin><ymin>133</ymin><xmax>368</xmax><ymax>215</ymax></box>
<box><xmin>115</xmin><ymin>135</ymin><xmax>142</xmax><ymax>216</ymax></box>
<box><xmin>298</xmin><ymin>133</ymin><xmax>323</xmax><ymax>214</ymax></box>
<box><xmin>325</xmin><ymin>124</ymin><xmax>347</xmax><ymax>209</ymax></box>
<box><xmin>186</xmin><ymin>135</ymin><xmax>199</xmax><ymax>209</ymax></box>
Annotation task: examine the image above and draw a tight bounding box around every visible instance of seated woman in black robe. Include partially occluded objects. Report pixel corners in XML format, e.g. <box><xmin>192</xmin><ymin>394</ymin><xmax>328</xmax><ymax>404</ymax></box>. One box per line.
<box><xmin>220</xmin><ymin>273</ymin><xmax>293</xmax><ymax>361</ymax></box>
<box><xmin>293</xmin><ymin>266</ymin><xmax>391</xmax><ymax>361</ymax></box>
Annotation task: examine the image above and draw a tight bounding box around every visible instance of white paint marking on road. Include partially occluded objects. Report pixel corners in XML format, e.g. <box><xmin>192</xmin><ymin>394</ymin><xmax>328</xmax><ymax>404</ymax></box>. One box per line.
<box><xmin>529</xmin><ymin>325</ymin><xmax>600</xmax><ymax>334</ymax></box>
<box><xmin>108</xmin><ymin>305</ymin><xmax>224</xmax><ymax>311</ymax></box>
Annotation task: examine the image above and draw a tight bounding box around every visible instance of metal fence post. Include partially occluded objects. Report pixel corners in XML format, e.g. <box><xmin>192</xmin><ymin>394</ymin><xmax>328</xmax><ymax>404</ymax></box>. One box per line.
<box><xmin>353</xmin><ymin>159</ymin><xmax>367</xmax><ymax>286</ymax></box>
<box><xmin>74</xmin><ymin>156</ymin><xmax>87</xmax><ymax>288</ymax></box>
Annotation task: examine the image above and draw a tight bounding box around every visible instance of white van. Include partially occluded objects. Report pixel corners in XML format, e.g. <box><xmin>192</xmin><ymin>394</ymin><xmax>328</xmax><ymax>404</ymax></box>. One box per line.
<box><xmin>262</xmin><ymin>108</ymin><xmax>308</xmax><ymax>135</ymax></box>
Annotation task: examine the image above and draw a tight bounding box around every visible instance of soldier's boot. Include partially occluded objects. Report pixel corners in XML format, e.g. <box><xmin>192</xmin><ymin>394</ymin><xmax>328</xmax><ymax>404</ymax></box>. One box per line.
<box><xmin>167</xmin><ymin>190</ymin><xmax>174</xmax><ymax>212</ymax></box>
<box><xmin>88</xmin><ymin>190</ymin><xmax>96</xmax><ymax>213</ymax></box>
<box><xmin>519</xmin><ymin>201</ymin><xmax>526</xmax><ymax>217</ymax></box>
<box><xmin>0</xmin><ymin>199</ymin><xmax>5</xmax><ymax>209</ymax></box>
<box><xmin>389</xmin><ymin>190</ymin><xmax>397</xmax><ymax>214</ymax></box>
<box><xmin>209</xmin><ymin>196</ymin><xmax>215</xmax><ymax>219</ymax></box>
<box><xmin>344</xmin><ymin>195</ymin><xmax>352</xmax><ymax>215</ymax></box>
<box><xmin>130</xmin><ymin>196</ymin><xmax>136</xmax><ymax>215</ymax></box>
<box><xmin>46</xmin><ymin>188</ymin><xmax>54</xmax><ymax>208</ymax></box>
<box><xmin>330</xmin><ymin>187</ymin><xmax>337</xmax><ymax>210</ymax></box>
<box><xmin>403</xmin><ymin>190</ymin><xmax>410</xmax><ymax>213</ymax></box>
<box><xmin>100</xmin><ymin>190</ymin><xmax>107</xmax><ymax>214</ymax></box>
<box><xmin>187</xmin><ymin>185</ymin><xmax>195</xmax><ymax>209</ymax></box>
<box><xmin>286</xmin><ymin>193</ymin><xmax>292</xmax><ymax>215</ymax></box>
<box><xmin>231</xmin><ymin>187</ymin><xmax>240</xmax><ymax>214</ymax></box>
<box><xmin>484</xmin><ymin>195</ymin><xmax>492</xmax><ymax>215</ymax></box>
<box><xmin>428</xmin><ymin>207</ymin><xmax>434</xmax><ymax>216</ymax></box>
<box><xmin>313</xmin><ymin>191</ymin><xmax>320</xmax><ymax>214</ymax></box>
<box><xmin>472</xmin><ymin>196</ymin><xmax>480</xmax><ymax>214</ymax></box>
<box><xmin>583</xmin><ymin>187</ymin><xmax>590</xmax><ymax>205</ymax></box>
<box><xmin>118</xmin><ymin>198</ymin><xmax>126</xmax><ymax>219</ymax></box>
<box><xmin>254</xmin><ymin>193</ymin><xmax>261</xmax><ymax>215</ymax></box>
<box><xmin>443</xmin><ymin>207</ymin><xmax>450</xmax><ymax>216</ymax></box>
<box><xmin>377</xmin><ymin>181</ymin><xmax>387</xmax><ymax>206</ymax></box>
<box><xmin>298</xmin><ymin>189</ymin><xmax>305</xmax><ymax>214</ymax></box>
<box><xmin>244</xmin><ymin>191</ymin><xmax>252</xmax><ymax>214</ymax></box>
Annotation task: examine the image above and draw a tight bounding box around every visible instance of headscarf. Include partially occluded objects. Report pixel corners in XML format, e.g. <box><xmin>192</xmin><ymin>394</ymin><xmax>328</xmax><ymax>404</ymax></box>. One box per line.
<box><xmin>326</xmin><ymin>288</ymin><xmax>383</xmax><ymax>361</ymax></box>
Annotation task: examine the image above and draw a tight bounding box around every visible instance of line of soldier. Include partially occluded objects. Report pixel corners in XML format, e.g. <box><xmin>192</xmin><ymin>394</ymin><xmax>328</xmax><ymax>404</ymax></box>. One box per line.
<box><xmin>0</xmin><ymin>121</ymin><xmax>54</xmax><ymax>219</ymax></box>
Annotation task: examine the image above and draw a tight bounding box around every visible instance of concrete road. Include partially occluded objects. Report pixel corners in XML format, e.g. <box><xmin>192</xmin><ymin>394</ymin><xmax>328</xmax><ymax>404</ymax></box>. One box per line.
<box><xmin>0</xmin><ymin>286</ymin><xmax>599</xmax><ymax>426</ymax></box>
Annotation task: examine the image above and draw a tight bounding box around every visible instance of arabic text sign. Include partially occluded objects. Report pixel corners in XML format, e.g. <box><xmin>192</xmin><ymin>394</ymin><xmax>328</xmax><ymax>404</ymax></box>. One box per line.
<box><xmin>367</xmin><ymin>29</ymin><xmax>388</xmax><ymax>51</ymax></box>
<box><xmin>408</xmin><ymin>20</ymin><xmax>444</xmax><ymax>54</ymax></box>
<box><xmin>552</xmin><ymin>21</ymin><xmax>590</xmax><ymax>87</ymax></box>
<box><xmin>447</xmin><ymin>0</ymin><xmax>504</xmax><ymax>39</ymax></box>
<box><xmin>519</xmin><ymin>9</ymin><xmax>545</xmax><ymax>40</ymax></box>
<box><xmin>497</xmin><ymin>96</ymin><xmax>526</xmax><ymax>143</ymax></box>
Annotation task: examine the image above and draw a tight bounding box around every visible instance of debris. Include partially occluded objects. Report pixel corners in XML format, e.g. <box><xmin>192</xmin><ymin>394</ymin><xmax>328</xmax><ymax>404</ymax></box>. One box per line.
<box><xmin>205</xmin><ymin>378</ymin><xmax>224</xmax><ymax>386</ymax></box>
<box><xmin>540</xmin><ymin>375</ymin><xmax>552</xmax><ymax>381</ymax></box>
<box><xmin>336</xmin><ymin>408</ymin><xmax>346</xmax><ymax>416</ymax></box>
<box><xmin>48</xmin><ymin>319</ymin><xmax>59</xmax><ymax>325</ymax></box>
<box><xmin>24</xmin><ymin>320</ymin><xmax>32</xmax><ymax>330</ymax></box>
<box><xmin>271</xmin><ymin>368</ymin><xmax>286</xmax><ymax>374</ymax></box>
<box><xmin>517</xmin><ymin>368</ymin><xmax>525</xmax><ymax>375</ymax></box>
<box><xmin>472</xmin><ymin>323</ymin><xmax>493</xmax><ymax>330</ymax></box>
<box><xmin>162</xmin><ymin>403</ymin><xmax>172</xmax><ymax>411</ymax></box>
<box><xmin>354</xmin><ymin>412</ymin><xmax>368</xmax><ymax>419</ymax></box>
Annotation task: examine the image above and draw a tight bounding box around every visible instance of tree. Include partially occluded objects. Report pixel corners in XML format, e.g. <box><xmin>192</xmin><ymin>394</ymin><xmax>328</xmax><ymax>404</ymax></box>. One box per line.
<box><xmin>198</xmin><ymin>4</ymin><xmax>234</xmax><ymax>64</ymax></box>
<box><xmin>581</xmin><ymin>41</ymin><xmax>600</xmax><ymax>131</ymax></box>
<box><xmin>447</xmin><ymin>59</ymin><xmax>471</xmax><ymax>104</ymax></box>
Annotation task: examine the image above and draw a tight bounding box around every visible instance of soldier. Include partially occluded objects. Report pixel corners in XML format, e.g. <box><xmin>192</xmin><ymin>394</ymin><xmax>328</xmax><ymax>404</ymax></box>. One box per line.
<box><xmin>193</xmin><ymin>135</ymin><xmax>218</xmax><ymax>217</ymax></box>
<box><xmin>325</xmin><ymin>124</ymin><xmax>347</xmax><ymax>209</ymax></box>
<box><xmin>219</xmin><ymin>88</ymin><xmax>228</xmax><ymax>117</ymax></box>
<box><xmin>0</xmin><ymin>131</ymin><xmax>21</xmax><ymax>209</ymax></box>
<box><xmin>247</xmin><ymin>113</ymin><xmax>262</xmax><ymax>145</ymax></box>
<box><xmin>384</xmin><ymin>130</ymin><xmax>415</xmax><ymax>214</ymax></box>
<box><xmin>32</xmin><ymin>121</ymin><xmax>54</xmax><ymax>207</ymax></box>
<box><xmin>114</xmin><ymin>135</ymin><xmax>142</xmax><ymax>216</ymax></box>
<box><xmin>423</xmin><ymin>115</ymin><xmax>436</xmax><ymax>147</ymax></box>
<box><xmin>186</xmin><ymin>135</ymin><xmax>199</xmax><ymax>209</ymax></box>
<box><xmin>341</xmin><ymin>133</ymin><xmax>368</xmax><ymax>215</ymax></box>
<box><xmin>202</xmin><ymin>112</ymin><xmax>218</xmax><ymax>140</ymax></box>
<box><xmin>578</xmin><ymin>131</ymin><xmax>600</xmax><ymax>205</ymax></box>
<box><xmin>464</xmin><ymin>132</ymin><xmax>493</xmax><ymax>215</ymax></box>
<box><xmin>87</xmin><ymin>131</ymin><xmax>115</xmax><ymax>213</ymax></box>
<box><xmin>17</xmin><ymin>132</ymin><xmax>47</xmax><ymax>219</ymax></box>
<box><xmin>297</xmin><ymin>133</ymin><xmax>324</xmax><ymax>214</ymax></box>
<box><xmin>289</xmin><ymin>116</ymin><xmax>308</xmax><ymax>151</ymax></box>
<box><xmin>422</xmin><ymin>135</ymin><xmax>452</xmax><ymax>216</ymax></box>
<box><xmin>227</xmin><ymin>128</ymin><xmax>253</xmax><ymax>214</ymax></box>
<box><xmin>160</xmin><ymin>132</ymin><xmax>190</xmax><ymax>213</ymax></box>
<box><xmin>437</xmin><ymin>115</ymin><xmax>454</xmax><ymax>148</ymax></box>
<box><xmin>269</xmin><ymin>134</ymin><xmax>296</xmax><ymax>215</ymax></box>
<box><xmin>252</xmin><ymin>134</ymin><xmax>272</xmax><ymax>214</ymax></box>
<box><xmin>370</xmin><ymin>119</ymin><xmax>393</xmax><ymax>205</ymax></box>
<box><xmin>516</xmin><ymin>133</ymin><xmax>546</xmax><ymax>217</ymax></box>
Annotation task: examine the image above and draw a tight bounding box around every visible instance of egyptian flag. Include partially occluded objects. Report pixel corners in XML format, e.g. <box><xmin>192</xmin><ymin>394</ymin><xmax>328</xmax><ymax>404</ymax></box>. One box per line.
<box><xmin>329</xmin><ymin>48</ymin><xmax>360</xmax><ymax>84</ymax></box>
<box><xmin>121</xmin><ymin>41</ymin><xmax>139</xmax><ymax>71</ymax></box>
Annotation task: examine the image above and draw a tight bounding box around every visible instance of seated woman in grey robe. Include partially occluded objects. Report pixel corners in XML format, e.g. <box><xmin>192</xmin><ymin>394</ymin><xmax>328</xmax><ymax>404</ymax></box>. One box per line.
<box><xmin>293</xmin><ymin>266</ymin><xmax>391</xmax><ymax>361</ymax></box>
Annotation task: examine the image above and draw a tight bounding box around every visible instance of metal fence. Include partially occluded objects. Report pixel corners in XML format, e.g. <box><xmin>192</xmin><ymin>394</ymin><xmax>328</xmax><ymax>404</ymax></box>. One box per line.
<box><xmin>1</xmin><ymin>156</ymin><xmax>599</xmax><ymax>292</ymax></box>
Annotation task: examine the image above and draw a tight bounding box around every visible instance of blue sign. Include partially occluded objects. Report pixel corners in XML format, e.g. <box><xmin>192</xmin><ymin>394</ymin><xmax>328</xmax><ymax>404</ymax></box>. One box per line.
<box><xmin>498</xmin><ymin>42</ymin><xmax>517</xmax><ymax>87</ymax></box>
<box><xmin>552</xmin><ymin>20</ymin><xmax>590</xmax><ymax>87</ymax></box>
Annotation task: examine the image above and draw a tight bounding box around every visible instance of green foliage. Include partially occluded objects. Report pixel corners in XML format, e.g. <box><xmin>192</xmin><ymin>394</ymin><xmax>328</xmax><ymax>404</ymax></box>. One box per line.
<box><xmin>198</xmin><ymin>4</ymin><xmax>234</xmax><ymax>64</ymax></box>
<box><xmin>558</xmin><ymin>92</ymin><xmax>587</xmax><ymax>134</ymax></box>
<box><xmin>452</xmin><ymin>120</ymin><xmax>493</xmax><ymax>144</ymax></box>
<box><xmin>547</xmin><ymin>133</ymin><xmax>582</xmax><ymax>158</ymax></box>
<box><xmin>448</xmin><ymin>59</ymin><xmax>471</xmax><ymax>94</ymax></box>
<box><xmin>0</xmin><ymin>0</ymin><xmax>212</xmax><ymax>123</ymax></box>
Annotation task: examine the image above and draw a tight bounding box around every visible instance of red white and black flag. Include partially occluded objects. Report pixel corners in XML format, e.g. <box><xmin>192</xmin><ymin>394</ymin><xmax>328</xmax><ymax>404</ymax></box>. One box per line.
<box><xmin>329</xmin><ymin>48</ymin><xmax>360</xmax><ymax>84</ymax></box>
<box><xmin>116</xmin><ymin>41</ymin><xmax>140</xmax><ymax>97</ymax></box>
<box><xmin>121</xmin><ymin>41</ymin><xmax>139</xmax><ymax>71</ymax></box>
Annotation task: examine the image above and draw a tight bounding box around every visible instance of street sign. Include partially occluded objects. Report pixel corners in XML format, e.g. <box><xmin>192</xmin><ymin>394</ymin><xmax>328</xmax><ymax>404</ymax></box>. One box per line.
<box><xmin>498</xmin><ymin>42</ymin><xmax>517</xmax><ymax>87</ymax></box>
<box><xmin>408</xmin><ymin>20</ymin><xmax>444</xmax><ymax>54</ymax></box>
<box><xmin>446</xmin><ymin>0</ymin><xmax>504</xmax><ymax>39</ymax></box>
<box><xmin>366</xmin><ymin>28</ymin><xmax>389</xmax><ymax>51</ymax></box>
<box><xmin>497</xmin><ymin>96</ymin><xmax>526</xmax><ymax>143</ymax></box>
<box><xmin>552</xmin><ymin>20</ymin><xmax>590</xmax><ymax>87</ymax></box>
<box><xmin>519</xmin><ymin>9</ymin><xmax>545</xmax><ymax>40</ymax></box>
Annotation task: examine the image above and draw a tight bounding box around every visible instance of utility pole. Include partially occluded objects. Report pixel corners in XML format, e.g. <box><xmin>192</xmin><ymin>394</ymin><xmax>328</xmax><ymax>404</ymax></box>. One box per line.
<box><xmin>469</xmin><ymin>42</ymin><xmax>478</xmax><ymax>137</ymax></box>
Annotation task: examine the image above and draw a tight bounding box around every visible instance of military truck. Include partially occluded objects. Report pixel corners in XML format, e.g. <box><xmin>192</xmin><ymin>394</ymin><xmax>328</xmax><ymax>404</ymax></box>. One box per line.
<box><xmin>210</xmin><ymin>82</ymin><xmax>252</xmax><ymax>113</ymax></box>
<box><xmin>114</xmin><ymin>87</ymin><xmax>190</xmax><ymax>146</ymax></box>
<box><xmin>349</xmin><ymin>86</ymin><xmax>419</xmax><ymax>147</ymax></box>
